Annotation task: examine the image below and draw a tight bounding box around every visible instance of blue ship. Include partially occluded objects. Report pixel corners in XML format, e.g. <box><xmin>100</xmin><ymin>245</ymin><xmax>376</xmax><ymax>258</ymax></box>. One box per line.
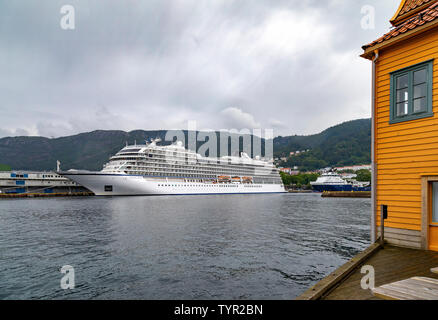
<box><xmin>311</xmin><ymin>172</ymin><xmax>370</xmax><ymax>192</ymax></box>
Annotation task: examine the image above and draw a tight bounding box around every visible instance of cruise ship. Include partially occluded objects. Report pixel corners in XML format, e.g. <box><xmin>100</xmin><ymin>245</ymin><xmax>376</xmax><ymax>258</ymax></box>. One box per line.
<box><xmin>310</xmin><ymin>172</ymin><xmax>371</xmax><ymax>192</ymax></box>
<box><xmin>59</xmin><ymin>139</ymin><xmax>286</xmax><ymax>196</ymax></box>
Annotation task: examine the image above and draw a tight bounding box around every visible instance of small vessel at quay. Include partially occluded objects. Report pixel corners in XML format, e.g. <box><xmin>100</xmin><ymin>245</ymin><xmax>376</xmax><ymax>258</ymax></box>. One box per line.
<box><xmin>310</xmin><ymin>172</ymin><xmax>370</xmax><ymax>192</ymax></box>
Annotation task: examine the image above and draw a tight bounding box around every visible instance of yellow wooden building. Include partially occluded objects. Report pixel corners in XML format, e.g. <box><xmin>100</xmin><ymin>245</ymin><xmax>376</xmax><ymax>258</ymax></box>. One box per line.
<box><xmin>362</xmin><ymin>0</ymin><xmax>438</xmax><ymax>251</ymax></box>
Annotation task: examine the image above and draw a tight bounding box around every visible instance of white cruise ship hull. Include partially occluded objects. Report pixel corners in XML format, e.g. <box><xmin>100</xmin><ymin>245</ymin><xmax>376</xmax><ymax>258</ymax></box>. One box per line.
<box><xmin>62</xmin><ymin>173</ymin><xmax>286</xmax><ymax>196</ymax></box>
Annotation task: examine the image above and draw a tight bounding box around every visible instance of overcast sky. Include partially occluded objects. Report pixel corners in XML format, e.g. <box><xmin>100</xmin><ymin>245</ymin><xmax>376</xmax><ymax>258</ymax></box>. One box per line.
<box><xmin>0</xmin><ymin>0</ymin><xmax>399</xmax><ymax>138</ymax></box>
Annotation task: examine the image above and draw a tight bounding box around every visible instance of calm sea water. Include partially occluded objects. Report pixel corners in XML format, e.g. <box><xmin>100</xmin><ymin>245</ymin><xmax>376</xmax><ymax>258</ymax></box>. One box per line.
<box><xmin>0</xmin><ymin>193</ymin><xmax>370</xmax><ymax>300</ymax></box>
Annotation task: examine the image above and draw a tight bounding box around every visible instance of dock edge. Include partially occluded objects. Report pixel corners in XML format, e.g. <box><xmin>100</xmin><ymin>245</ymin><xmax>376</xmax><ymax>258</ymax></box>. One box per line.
<box><xmin>296</xmin><ymin>242</ymin><xmax>382</xmax><ymax>300</ymax></box>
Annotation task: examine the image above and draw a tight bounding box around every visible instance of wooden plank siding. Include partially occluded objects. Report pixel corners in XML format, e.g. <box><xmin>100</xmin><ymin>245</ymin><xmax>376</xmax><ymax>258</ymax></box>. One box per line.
<box><xmin>375</xmin><ymin>27</ymin><xmax>438</xmax><ymax>246</ymax></box>
<box><xmin>377</xmin><ymin>227</ymin><xmax>422</xmax><ymax>249</ymax></box>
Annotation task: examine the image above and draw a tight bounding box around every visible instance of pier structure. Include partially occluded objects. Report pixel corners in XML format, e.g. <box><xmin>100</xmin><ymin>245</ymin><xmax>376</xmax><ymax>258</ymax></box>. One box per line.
<box><xmin>0</xmin><ymin>171</ymin><xmax>91</xmax><ymax>196</ymax></box>
<box><xmin>321</xmin><ymin>191</ymin><xmax>371</xmax><ymax>198</ymax></box>
<box><xmin>297</xmin><ymin>243</ymin><xmax>438</xmax><ymax>300</ymax></box>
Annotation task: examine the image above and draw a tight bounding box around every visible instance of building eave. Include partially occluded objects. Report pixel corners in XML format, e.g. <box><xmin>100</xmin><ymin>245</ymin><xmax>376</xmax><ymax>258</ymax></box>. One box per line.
<box><xmin>361</xmin><ymin>18</ymin><xmax>438</xmax><ymax>60</ymax></box>
<box><xmin>392</xmin><ymin>3</ymin><xmax>438</xmax><ymax>26</ymax></box>
<box><xmin>390</xmin><ymin>0</ymin><xmax>408</xmax><ymax>25</ymax></box>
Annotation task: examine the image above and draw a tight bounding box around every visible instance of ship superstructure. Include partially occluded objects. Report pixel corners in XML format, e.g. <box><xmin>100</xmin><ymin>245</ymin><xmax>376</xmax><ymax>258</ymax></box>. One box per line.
<box><xmin>60</xmin><ymin>140</ymin><xmax>286</xmax><ymax>196</ymax></box>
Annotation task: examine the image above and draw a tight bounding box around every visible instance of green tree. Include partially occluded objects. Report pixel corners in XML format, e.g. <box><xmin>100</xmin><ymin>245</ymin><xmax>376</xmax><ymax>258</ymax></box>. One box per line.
<box><xmin>280</xmin><ymin>172</ymin><xmax>319</xmax><ymax>187</ymax></box>
<box><xmin>0</xmin><ymin>164</ymin><xmax>11</xmax><ymax>171</ymax></box>
<box><xmin>356</xmin><ymin>169</ymin><xmax>371</xmax><ymax>182</ymax></box>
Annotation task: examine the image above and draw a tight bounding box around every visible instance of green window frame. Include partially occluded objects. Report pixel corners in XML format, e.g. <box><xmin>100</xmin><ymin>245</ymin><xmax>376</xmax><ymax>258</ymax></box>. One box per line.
<box><xmin>389</xmin><ymin>59</ymin><xmax>434</xmax><ymax>124</ymax></box>
<box><xmin>433</xmin><ymin>182</ymin><xmax>438</xmax><ymax>223</ymax></box>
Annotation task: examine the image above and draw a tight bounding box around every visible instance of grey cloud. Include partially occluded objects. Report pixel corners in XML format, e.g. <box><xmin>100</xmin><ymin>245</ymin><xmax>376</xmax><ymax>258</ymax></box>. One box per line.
<box><xmin>0</xmin><ymin>0</ymin><xmax>399</xmax><ymax>138</ymax></box>
<box><xmin>0</xmin><ymin>128</ymin><xmax>31</xmax><ymax>138</ymax></box>
<box><xmin>220</xmin><ymin>107</ymin><xmax>261</xmax><ymax>129</ymax></box>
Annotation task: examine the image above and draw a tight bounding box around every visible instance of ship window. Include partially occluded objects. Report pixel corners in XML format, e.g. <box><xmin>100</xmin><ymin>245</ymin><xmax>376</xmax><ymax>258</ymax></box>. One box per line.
<box><xmin>104</xmin><ymin>185</ymin><xmax>113</xmax><ymax>192</ymax></box>
<box><xmin>390</xmin><ymin>60</ymin><xmax>433</xmax><ymax>124</ymax></box>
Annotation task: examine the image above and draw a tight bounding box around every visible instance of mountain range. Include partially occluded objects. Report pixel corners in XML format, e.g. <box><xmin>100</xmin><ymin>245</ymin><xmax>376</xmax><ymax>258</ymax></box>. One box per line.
<box><xmin>0</xmin><ymin>118</ymin><xmax>371</xmax><ymax>171</ymax></box>
<box><xmin>274</xmin><ymin>118</ymin><xmax>371</xmax><ymax>170</ymax></box>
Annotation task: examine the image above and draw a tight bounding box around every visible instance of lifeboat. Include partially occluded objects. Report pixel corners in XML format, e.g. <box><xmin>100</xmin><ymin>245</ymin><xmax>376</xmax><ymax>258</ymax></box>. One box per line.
<box><xmin>218</xmin><ymin>175</ymin><xmax>231</xmax><ymax>182</ymax></box>
<box><xmin>242</xmin><ymin>176</ymin><xmax>253</xmax><ymax>184</ymax></box>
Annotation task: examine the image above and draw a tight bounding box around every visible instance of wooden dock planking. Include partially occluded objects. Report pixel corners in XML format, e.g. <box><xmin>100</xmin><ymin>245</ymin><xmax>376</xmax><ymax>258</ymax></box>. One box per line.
<box><xmin>322</xmin><ymin>245</ymin><xmax>438</xmax><ymax>300</ymax></box>
<box><xmin>296</xmin><ymin>243</ymin><xmax>382</xmax><ymax>300</ymax></box>
<box><xmin>372</xmin><ymin>277</ymin><xmax>438</xmax><ymax>300</ymax></box>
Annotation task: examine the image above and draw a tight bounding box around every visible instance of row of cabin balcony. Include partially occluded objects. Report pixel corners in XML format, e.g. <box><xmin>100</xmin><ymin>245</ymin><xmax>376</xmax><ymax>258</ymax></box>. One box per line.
<box><xmin>122</xmin><ymin>167</ymin><xmax>276</xmax><ymax>177</ymax></box>
<box><xmin>122</xmin><ymin>168</ymin><xmax>281</xmax><ymax>180</ymax></box>
<box><xmin>120</xmin><ymin>163</ymin><xmax>275</xmax><ymax>175</ymax></box>
<box><xmin>122</xmin><ymin>173</ymin><xmax>281</xmax><ymax>184</ymax></box>
<box><xmin>109</xmin><ymin>156</ymin><xmax>274</xmax><ymax>169</ymax></box>
<box><xmin>115</xmin><ymin>149</ymin><xmax>268</xmax><ymax>164</ymax></box>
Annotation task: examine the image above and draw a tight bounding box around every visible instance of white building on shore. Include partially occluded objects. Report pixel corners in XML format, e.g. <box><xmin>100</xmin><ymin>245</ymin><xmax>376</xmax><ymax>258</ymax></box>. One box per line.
<box><xmin>334</xmin><ymin>165</ymin><xmax>371</xmax><ymax>172</ymax></box>
<box><xmin>0</xmin><ymin>171</ymin><xmax>89</xmax><ymax>194</ymax></box>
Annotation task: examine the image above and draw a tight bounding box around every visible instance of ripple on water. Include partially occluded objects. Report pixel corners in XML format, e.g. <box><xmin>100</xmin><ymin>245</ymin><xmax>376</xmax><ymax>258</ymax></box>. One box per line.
<box><xmin>0</xmin><ymin>194</ymin><xmax>370</xmax><ymax>299</ymax></box>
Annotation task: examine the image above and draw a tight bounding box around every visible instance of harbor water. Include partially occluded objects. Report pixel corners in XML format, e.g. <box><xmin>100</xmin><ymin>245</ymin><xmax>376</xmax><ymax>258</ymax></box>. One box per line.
<box><xmin>0</xmin><ymin>193</ymin><xmax>370</xmax><ymax>300</ymax></box>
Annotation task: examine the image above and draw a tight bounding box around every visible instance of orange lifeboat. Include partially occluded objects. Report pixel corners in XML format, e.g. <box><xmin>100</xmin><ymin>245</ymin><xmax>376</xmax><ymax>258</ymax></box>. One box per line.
<box><xmin>218</xmin><ymin>176</ymin><xmax>231</xmax><ymax>183</ymax></box>
<box><xmin>242</xmin><ymin>176</ymin><xmax>253</xmax><ymax>184</ymax></box>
